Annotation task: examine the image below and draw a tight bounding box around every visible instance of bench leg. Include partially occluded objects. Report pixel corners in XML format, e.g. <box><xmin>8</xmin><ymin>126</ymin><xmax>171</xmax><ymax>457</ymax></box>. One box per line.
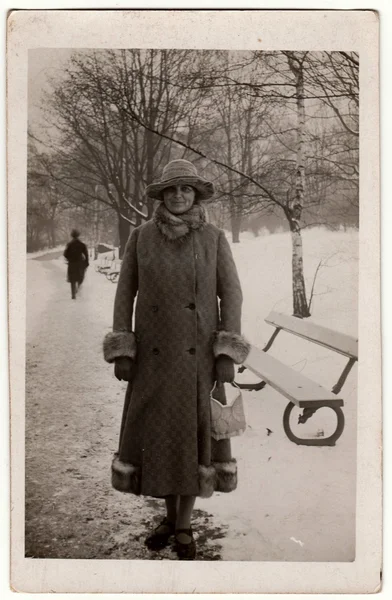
<box><xmin>298</xmin><ymin>407</ymin><xmax>318</xmax><ymax>424</ymax></box>
<box><xmin>235</xmin><ymin>380</ymin><xmax>266</xmax><ymax>391</ymax></box>
<box><xmin>283</xmin><ymin>402</ymin><xmax>345</xmax><ymax>447</ymax></box>
<box><xmin>235</xmin><ymin>367</ymin><xmax>267</xmax><ymax>391</ymax></box>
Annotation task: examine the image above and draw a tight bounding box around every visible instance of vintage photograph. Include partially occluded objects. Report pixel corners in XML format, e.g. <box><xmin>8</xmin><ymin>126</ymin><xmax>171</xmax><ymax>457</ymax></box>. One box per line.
<box><xmin>7</xmin><ymin>8</ymin><xmax>381</xmax><ymax>594</ymax></box>
<box><xmin>26</xmin><ymin>47</ymin><xmax>359</xmax><ymax>562</ymax></box>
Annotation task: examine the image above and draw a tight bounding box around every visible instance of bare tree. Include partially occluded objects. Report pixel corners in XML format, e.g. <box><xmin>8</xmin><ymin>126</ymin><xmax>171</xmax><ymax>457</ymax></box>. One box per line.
<box><xmin>27</xmin><ymin>138</ymin><xmax>68</xmax><ymax>250</ymax></box>
<box><xmin>115</xmin><ymin>50</ymin><xmax>358</xmax><ymax>317</ymax></box>
<box><xmin>36</xmin><ymin>49</ymin><xmax>205</xmax><ymax>255</ymax></box>
<box><xmin>31</xmin><ymin>49</ymin><xmax>358</xmax><ymax>316</ymax></box>
<box><xmin>306</xmin><ymin>52</ymin><xmax>359</xmax><ymax>136</ymax></box>
<box><xmin>283</xmin><ymin>51</ymin><xmax>311</xmax><ymax>316</ymax></box>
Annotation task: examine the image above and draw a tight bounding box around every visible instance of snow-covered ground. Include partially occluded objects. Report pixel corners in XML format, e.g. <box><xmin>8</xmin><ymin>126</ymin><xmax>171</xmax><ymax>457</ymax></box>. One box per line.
<box><xmin>26</xmin><ymin>245</ymin><xmax>65</xmax><ymax>260</ymax></box>
<box><xmin>25</xmin><ymin>227</ymin><xmax>358</xmax><ymax>562</ymax></box>
<box><xmin>203</xmin><ymin>227</ymin><xmax>358</xmax><ymax>561</ymax></box>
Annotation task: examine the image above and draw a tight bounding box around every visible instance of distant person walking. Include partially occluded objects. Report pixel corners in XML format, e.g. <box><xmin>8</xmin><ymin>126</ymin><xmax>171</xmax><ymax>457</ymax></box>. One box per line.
<box><xmin>63</xmin><ymin>229</ymin><xmax>89</xmax><ymax>299</ymax></box>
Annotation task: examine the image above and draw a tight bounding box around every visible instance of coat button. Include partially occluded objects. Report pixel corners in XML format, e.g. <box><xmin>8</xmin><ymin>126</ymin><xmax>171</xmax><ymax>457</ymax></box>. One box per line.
<box><xmin>188</xmin><ymin>303</ymin><xmax>196</xmax><ymax>310</ymax></box>
<box><xmin>153</xmin><ymin>348</ymin><xmax>160</xmax><ymax>355</ymax></box>
<box><xmin>188</xmin><ymin>347</ymin><xmax>196</xmax><ymax>355</ymax></box>
<box><xmin>152</xmin><ymin>305</ymin><xmax>158</xmax><ymax>312</ymax></box>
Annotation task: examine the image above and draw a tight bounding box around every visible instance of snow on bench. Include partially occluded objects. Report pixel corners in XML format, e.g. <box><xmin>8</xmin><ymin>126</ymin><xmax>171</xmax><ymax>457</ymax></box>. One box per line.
<box><xmin>244</xmin><ymin>346</ymin><xmax>344</xmax><ymax>409</ymax></box>
<box><xmin>237</xmin><ymin>311</ymin><xmax>358</xmax><ymax>447</ymax></box>
<box><xmin>94</xmin><ymin>257</ymin><xmax>122</xmax><ymax>282</ymax></box>
<box><xmin>106</xmin><ymin>260</ymin><xmax>122</xmax><ymax>283</ymax></box>
<box><xmin>265</xmin><ymin>311</ymin><xmax>358</xmax><ymax>359</ymax></box>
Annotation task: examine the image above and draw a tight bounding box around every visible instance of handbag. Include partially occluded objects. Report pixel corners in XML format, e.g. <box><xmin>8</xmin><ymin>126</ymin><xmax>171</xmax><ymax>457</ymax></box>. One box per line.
<box><xmin>210</xmin><ymin>382</ymin><xmax>246</xmax><ymax>441</ymax></box>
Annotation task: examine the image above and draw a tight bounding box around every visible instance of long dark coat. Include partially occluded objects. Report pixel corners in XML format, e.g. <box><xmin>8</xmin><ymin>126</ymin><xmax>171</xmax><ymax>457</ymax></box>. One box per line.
<box><xmin>104</xmin><ymin>215</ymin><xmax>249</xmax><ymax>498</ymax></box>
<box><xmin>64</xmin><ymin>239</ymin><xmax>89</xmax><ymax>283</ymax></box>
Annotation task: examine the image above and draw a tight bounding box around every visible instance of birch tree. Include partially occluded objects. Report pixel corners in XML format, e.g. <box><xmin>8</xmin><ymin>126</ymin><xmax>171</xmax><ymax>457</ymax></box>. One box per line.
<box><xmin>283</xmin><ymin>51</ymin><xmax>311</xmax><ymax>316</ymax></box>
<box><xmin>117</xmin><ymin>50</ymin><xmax>356</xmax><ymax>317</ymax></box>
<box><xmin>32</xmin><ymin>49</ymin><xmax>358</xmax><ymax>315</ymax></box>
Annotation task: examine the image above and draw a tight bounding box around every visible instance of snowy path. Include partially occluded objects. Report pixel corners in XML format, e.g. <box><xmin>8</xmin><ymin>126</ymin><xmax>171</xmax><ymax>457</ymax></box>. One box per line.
<box><xmin>25</xmin><ymin>257</ymin><xmax>226</xmax><ymax>560</ymax></box>
<box><xmin>25</xmin><ymin>230</ymin><xmax>358</xmax><ymax>561</ymax></box>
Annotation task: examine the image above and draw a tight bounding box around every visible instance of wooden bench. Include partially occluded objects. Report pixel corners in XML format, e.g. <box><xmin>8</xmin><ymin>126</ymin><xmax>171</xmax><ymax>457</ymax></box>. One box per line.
<box><xmin>95</xmin><ymin>256</ymin><xmax>111</xmax><ymax>273</ymax></box>
<box><xmin>95</xmin><ymin>256</ymin><xmax>115</xmax><ymax>275</ymax></box>
<box><xmin>236</xmin><ymin>311</ymin><xmax>358</xmax><ymax>447</ymax></box>
<box><xmin>106</xmin><ymin>259</ymin><xmax>122</xmax><ymax>283</ymax></box>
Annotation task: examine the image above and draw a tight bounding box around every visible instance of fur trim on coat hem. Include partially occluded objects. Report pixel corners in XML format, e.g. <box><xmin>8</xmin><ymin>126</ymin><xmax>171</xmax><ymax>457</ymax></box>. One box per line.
<box><xmin>212</xmin><ymin>459</ymin><xmax>238</xmax><ymax>493</ymax></box>
<box><xmin>111</xmin><ymin>454</ymin><xmax>141</xmax><ymax>494</ymax></box>
<box><xmin>213</xmin><ymin>330</ymin><xmax>250</xmax><ymax>364</ymax></box>
<box><xmin>196</xmin><ymin>462</ymin><xmax>239</xmax><ymax>497</ymax></box>
<box><xmin>111</xmin><ymin>458</ymin><xmax>237</xmax><ymax>497</ymax></box>
<box><xmin>198</xmin><ymin>465</ymin><xmax>216</xmax><ymax>498</ymax></box>
<box><xmin>104</xmin><ymin>331</ymin><xmax>137</xmax><ymax>363</ymax></box>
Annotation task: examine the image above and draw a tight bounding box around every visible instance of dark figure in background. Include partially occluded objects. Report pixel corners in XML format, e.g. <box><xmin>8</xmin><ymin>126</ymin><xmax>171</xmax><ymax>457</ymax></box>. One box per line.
<box><xmin>63</xmin><ymin>229</ymin><xmax>89</xmax><ymax>299</ymax></box>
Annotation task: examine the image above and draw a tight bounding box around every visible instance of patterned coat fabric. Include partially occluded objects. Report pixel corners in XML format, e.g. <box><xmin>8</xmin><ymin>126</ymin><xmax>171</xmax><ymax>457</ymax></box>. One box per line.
<box><xmin>104</xmin><ymin>213</ymin><xmax>249</xmax><ymax>498</ymax></box>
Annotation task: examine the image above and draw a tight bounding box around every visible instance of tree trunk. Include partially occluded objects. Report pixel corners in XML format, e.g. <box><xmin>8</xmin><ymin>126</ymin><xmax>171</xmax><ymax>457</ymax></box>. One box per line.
<box><xmin>145</xmin><ymin>130</ymin><xmax>155</xmax><ymax>220</ymax></box>
<box><xmin>133</xmin><ymin>171</ymin><xmax>143</xmax><ymax>227</ymax></box>
<box><xmin>49</xmin><ymin>219</ymin><xmax>56</xmax><ymax>248</ymax></box>
<box><xmin>221</xmin><ymin>70</ymin><xmax>241</xmax><ymax>245</ymax></box>
<box><xmin>286</xmin><ymin>52</ymin><xmax>310</xmax><ymax>318</ymax></box>
<box><xmin>290</xmin><ymin>224</ymin><xmax>310</xmax><ymax>317</ymax></box>
<box><xmin>230</xmin><ymin>209</ymin><xmax>241</xmax><ymax>243</ymax></box>
<box><xmin>118</xmin><ymin>214</ymin><xmax>131</xmax><ymax>258</ymax></box>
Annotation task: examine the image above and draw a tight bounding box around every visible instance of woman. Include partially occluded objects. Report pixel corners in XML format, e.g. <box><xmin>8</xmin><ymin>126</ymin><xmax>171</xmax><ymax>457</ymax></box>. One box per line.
<box><xmin>103</xmin><ymin>159</ymin><xmax>249</xmax><ymax>560</ymax></box>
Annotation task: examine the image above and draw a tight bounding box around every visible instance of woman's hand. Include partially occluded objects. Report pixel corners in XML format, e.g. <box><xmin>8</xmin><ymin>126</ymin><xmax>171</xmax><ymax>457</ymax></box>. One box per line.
<box><xmin>114</xmin><ymin>357</ymin><xmax>136</xmax><ymax>382</ymax></box>
<box><xmin>215</xmin><ymin>354</ymin><xmax>235</xmax><ymax>383</ymax></box>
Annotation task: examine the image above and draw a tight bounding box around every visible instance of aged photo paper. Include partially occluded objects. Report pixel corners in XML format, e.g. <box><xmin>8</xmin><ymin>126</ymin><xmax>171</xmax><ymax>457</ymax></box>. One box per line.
<box><xmin>7</xmin><ymin>8</ymin><xmax>381</xmax><ymax>594</ymax></box>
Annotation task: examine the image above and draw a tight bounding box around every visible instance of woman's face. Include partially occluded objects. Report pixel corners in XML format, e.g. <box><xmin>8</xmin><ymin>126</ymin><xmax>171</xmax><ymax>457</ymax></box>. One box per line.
<box><xmin>162</xmin><ymin>184</ymin><xmax>196</xmax><ymax>215</ymax></box>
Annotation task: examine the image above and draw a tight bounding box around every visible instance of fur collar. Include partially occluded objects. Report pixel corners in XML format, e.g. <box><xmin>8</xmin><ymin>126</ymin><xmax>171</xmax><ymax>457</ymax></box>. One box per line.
<box><xmin>153</xmin><ymin>202</ymin><xmax>206</xmax><ymax>241</ymax></box>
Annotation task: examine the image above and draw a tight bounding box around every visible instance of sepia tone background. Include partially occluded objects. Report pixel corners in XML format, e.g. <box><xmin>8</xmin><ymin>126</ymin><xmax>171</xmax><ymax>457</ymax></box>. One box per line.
<box><xmin>6</xmin><ymin>12</ymin><xmax>378</xmax><ymax>591</ymax></box>
<box><xmin>25</xmin><ymin>46</ymin><xmax>358</xmax><ymax>561</ymax></box>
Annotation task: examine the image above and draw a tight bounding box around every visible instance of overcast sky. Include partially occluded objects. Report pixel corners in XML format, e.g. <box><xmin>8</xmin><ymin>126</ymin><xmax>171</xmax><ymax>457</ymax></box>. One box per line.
<box><xmin>28</xmin><ymin>48</ymin><xmax>74</xmax><ymax>132</ymax></box>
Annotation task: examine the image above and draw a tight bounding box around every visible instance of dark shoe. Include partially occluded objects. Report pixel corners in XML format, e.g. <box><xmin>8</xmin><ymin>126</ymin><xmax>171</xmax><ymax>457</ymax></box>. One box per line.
<box><xmin>145</xmin><ymin>517</ymin><xmax>175</xmax><ymax>551</ymax></box>
<box><xmin>175</xmin><ymin>528</ymin><xmax>196</xmax><ymax>560</ymax></box>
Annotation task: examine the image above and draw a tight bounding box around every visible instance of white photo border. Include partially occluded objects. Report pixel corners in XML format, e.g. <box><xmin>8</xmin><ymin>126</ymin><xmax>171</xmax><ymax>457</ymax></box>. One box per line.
<box><xmin>7</xmin><ymin>8</ymin><xmax>381</xmax><ymax>594</ymax></box>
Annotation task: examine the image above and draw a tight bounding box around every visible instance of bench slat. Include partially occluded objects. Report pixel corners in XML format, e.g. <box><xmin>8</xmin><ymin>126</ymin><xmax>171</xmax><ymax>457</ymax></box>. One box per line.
<box><xmin>243</xmin><ymin>346</ymin><xmax>344</xmax><ymax>408</ymax></box>
<box><xmin>265</xmin><ymin>311</ymin><xmax>358</xmax><ymax>359</ymax></box>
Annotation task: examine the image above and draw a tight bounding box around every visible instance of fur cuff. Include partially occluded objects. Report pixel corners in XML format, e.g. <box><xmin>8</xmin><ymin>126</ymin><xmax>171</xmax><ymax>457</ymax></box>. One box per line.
<box><xmin>103</xmin><ymin>331</ymin><xmax>137</xmax><ymax>363</ymax></box>
<box><xmin>111</xmin><ymin>454</ymin><xmax>141</xmax><ymax>495</ymax></box>
<box><xmin>213</xmin><ymin>331</ymin><xmax>250</xmax><ymax>364</ymax></box>
<box><xmin>212</xmin><ymin>459</ymin><xmax>238</xmax><ymax>493</ymax></box>
<box><xmin>198</xmin><ymin>465</ymin><xmax>216</xmax><ymax>498</ymax></box>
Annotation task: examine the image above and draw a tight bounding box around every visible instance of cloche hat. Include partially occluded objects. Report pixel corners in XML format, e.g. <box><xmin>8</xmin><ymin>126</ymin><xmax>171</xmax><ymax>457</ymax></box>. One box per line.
<box><xmin>146</xmin><ymin>159</ymin><xmax>215</xmax><ymax>201</ymax></box>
